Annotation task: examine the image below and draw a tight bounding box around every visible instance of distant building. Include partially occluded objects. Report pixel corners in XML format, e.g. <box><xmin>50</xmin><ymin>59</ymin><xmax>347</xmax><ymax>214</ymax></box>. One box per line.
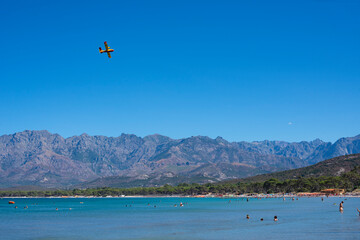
<box><xmin>320</xmin><ymin>189</ymin><xmax>345</xmax><ymax>195</ymax></box>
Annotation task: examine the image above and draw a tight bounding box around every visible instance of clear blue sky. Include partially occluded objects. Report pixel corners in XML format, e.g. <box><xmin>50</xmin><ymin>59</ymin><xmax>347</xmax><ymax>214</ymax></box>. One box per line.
<box><xmin>1</xmin><ymin>0</ymin><xmax>359</xmax><ymax>142</ymax></box>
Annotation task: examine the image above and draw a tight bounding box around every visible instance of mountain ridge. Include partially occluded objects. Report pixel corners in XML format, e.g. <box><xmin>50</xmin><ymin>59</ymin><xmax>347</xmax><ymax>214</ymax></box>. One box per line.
<box><xmin>1</xmin><ymin>130</ymin><xmax>360</xmax><ymax>188</ymax></box>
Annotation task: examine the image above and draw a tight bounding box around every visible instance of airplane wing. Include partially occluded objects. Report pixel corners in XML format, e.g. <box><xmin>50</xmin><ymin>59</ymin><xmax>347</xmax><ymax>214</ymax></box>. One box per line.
<box><xmin>104</xmin><ymin>41</ymin><xmax>109</xmax><ymax>50</ymax></box>
<box><xmin>107</xmin><ymin>52</ymin><xmax>112</xmax><ymax>58</ymax></box>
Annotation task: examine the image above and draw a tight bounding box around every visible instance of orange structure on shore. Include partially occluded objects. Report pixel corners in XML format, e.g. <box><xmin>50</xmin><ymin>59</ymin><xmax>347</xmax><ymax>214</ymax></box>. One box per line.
<box><xmin>320</xmin><ymin>189</ymin><xmax>345</xmax><ymax>195</ymax></box>
<box><xmin>297</xmin><ymin>189</ymin><xmax>345</xmax><ymax>197</ymax></box>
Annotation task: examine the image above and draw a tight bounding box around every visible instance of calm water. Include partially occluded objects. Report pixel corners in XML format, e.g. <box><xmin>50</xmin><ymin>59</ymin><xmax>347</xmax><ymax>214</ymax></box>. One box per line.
<box><xmin>1</xmin><ymin>197</ymin><xmax>360</xmax><ymax>240</ymax></box>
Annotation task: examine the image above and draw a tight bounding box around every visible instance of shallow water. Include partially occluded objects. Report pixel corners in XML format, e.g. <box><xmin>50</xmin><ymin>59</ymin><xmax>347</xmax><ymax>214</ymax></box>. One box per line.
<box><xmin>0</xmin><ymin>197</ymin><xmax>359</xmax><ymax>240</ymax></box>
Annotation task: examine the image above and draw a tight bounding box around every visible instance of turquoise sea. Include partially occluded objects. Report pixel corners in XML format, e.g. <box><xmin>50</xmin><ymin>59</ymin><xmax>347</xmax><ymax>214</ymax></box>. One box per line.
<box><xmin>1</xmin><ymin>197</ymin><xmax>360</xmax><ymax>240</ymax></box>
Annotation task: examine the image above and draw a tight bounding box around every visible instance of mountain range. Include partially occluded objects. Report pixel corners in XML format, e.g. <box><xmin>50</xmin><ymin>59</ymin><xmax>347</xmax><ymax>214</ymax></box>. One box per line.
<box><xmin>0</xmin><ymin>130</ymin><xmax>359</xmax><ymax>188</ymax></box>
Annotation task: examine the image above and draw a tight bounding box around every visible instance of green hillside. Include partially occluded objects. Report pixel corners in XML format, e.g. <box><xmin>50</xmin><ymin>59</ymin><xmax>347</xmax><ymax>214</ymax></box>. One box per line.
<box><xmin>234</xmin><ymin>153</ymin><xmax>360</xmax><ymax>183</ymax></box>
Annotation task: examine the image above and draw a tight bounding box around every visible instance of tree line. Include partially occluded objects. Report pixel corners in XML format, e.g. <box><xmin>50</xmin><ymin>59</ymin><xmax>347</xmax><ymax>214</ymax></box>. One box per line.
<box><xmin>1</xmin><ymin>167</ymin><xmax>359</xmax><ymax>197</ymax></box>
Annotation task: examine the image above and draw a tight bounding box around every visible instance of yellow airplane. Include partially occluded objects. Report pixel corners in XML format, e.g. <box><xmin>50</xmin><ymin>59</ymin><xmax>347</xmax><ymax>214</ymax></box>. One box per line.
<box><xmin>99</xmin><ymin>41</ymin><xmax>114</xmax><ymax>58</ymax></box>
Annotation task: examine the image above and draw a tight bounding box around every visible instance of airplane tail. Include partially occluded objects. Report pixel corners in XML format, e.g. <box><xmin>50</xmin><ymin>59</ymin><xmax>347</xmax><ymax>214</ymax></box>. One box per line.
<box><xmin>99</xmin><ymin>47</ymin><xmax>102</xmax><ymax>53</ymax></box>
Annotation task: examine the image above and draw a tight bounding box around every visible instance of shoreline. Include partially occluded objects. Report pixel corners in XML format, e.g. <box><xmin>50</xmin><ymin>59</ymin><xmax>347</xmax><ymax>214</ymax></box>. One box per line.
<box><xmin>2</xmin><ymin>194</ymin><xmax>360</xmax><ymax>199</ymax></box>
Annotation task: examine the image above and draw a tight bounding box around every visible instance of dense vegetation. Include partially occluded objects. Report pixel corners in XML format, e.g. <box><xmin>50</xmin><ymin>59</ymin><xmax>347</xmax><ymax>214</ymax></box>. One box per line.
<box><xmin>1</xmin><ymin>167</ymin><xmax>359</xmax><ymax>197</ymax></box>
<box><xmin>236</xmin><ymin>153</ymin><xmax>360</xmax><ymax>183</ymax></box>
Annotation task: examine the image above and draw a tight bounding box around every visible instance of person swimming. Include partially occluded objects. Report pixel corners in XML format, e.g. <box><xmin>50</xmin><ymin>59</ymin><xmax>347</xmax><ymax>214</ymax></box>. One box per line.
<box><xmin>260</xmin><ymin>218</ymin><xmax>264</xmax><ymax>221</ymax></box>
<box><xmin>246</xmin><ymin>214</ymin><xmax>250</xmax><ymax>219</ymax></box>
<box><xmin>357</xmin><ymin>208</ymin><xmax>360</xmax><ymax>216</ymax></box>
<box><xmin>274</xmin><ymin>216</ymin><xmax>278</xmax><ymax>221</ymax></box>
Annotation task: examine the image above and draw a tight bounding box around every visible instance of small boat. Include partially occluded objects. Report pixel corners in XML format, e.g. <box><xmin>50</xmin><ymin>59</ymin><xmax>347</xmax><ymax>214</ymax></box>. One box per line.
<box><xmin>8</xmin><ymin>201</ymin><xmax>15</xmax><ymax>204</ymax></box>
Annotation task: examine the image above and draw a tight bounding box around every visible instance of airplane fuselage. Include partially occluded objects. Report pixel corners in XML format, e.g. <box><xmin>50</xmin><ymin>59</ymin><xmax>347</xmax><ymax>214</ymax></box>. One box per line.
<box><xmin>99</xmin><ymin>49</ymin><xmax>114</xmax><ymax>53</ymax></box>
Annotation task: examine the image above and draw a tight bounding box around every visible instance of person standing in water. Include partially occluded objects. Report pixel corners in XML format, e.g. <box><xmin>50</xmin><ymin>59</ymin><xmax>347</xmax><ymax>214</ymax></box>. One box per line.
<box><xmin>339</xmin><ymin>201</ymin><xmax>344</xmax><ymax>212</ymax></box>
